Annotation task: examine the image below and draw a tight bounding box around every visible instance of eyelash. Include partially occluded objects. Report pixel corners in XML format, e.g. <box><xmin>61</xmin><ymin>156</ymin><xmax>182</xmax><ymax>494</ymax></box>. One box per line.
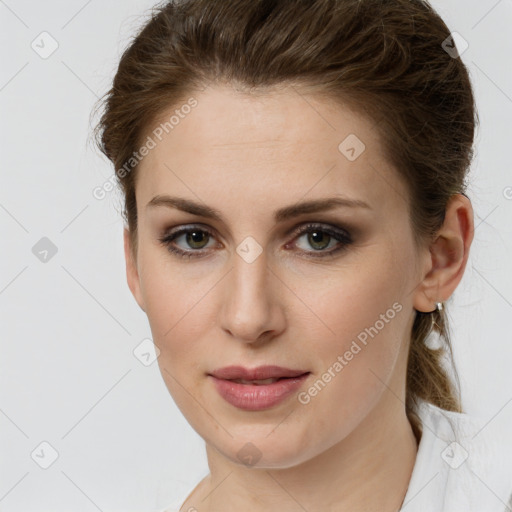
<box><xmin>158</xmin><ymin>223</ymin><xmax>353</xmax><ymax>260</ymax></box>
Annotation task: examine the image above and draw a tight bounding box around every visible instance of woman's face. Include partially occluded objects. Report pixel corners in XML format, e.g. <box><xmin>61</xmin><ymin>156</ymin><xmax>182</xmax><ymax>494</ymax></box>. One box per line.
<box><xmin>125</xmin><ymin>84</ymin><xmax>430</xmax><ymax>467</ymax></box>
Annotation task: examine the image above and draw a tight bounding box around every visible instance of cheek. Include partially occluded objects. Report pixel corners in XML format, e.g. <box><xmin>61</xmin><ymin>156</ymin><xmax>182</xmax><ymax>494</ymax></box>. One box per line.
<box><xmin>141</xmin><ymin>265</ymin><xmax>214</xmax><ymax>413</ymax></box>
<box><xmin>307</xmin><ymin>255</ymin><xmax>405</xmax><ymax>345</ymax></box>
<box><xmin>302</xmin><ymin>257</ymin><xmax>408</xmax><ymax>400</ymax></box>
<box><xmin>138</xmin><ymin>246</ymin><xmax>206</xmax><ymax>335</ymax></box>
<box><xmin>138</xmin><ymin>254</ymin><xmax>221</xmax><ymax>380</ymax></box>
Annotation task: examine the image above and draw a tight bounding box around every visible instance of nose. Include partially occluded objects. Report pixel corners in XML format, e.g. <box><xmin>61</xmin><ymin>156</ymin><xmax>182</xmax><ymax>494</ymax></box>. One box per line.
<box><xmin>219</xmin><ymin>246</ymin><xmax>287</xmax><ymax>344</ymax></box>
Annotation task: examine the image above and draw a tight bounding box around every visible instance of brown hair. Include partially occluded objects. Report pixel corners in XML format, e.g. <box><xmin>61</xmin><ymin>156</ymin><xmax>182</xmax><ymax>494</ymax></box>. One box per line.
<box><xmin>92</xmin><ymin>0</ymin><xmax>477</xmax><ymax>440</ymax></box>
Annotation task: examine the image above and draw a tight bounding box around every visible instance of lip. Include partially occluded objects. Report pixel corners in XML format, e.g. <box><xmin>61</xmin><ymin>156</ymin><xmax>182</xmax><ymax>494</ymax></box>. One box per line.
<box><xmin>208</xmin><ymin>366</ymin><xmax>311</xmax><ymax>411</ymax></box>
<box><xmin>209</xmin><ymin>365</ymin><xmax>309</xmax><ymax>381</ymax></box>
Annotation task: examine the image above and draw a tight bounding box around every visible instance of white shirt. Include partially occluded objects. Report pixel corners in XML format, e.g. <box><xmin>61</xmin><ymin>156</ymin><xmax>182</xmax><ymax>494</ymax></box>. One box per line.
<box><xmin>400</xmin><ymin>400</ymin><xmax>512</xmax><ymax>511</ymax></box>
<box><xmin>158</xmin><ymin>400</ymin><xmax>512</xmax><ymax>512</ymax></box>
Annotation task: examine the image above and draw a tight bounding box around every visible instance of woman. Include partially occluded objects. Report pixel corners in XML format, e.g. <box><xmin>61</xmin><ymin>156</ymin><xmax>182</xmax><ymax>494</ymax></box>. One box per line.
<box><xmin>92</xmin><ymin>0</ymin><xmax>512</xmax><ymax>510</ymax></box>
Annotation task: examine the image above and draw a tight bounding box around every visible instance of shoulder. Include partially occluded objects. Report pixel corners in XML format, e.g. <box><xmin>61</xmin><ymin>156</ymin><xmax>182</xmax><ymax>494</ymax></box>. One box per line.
<box><xmin>155</xmin><ymin>494</ymin><xmax>190</xmax><ymax>512</ymax></box>
<box><xmin>156</xmin><ymin>475</ymin><xmax>208</xmax><ymax>512</ymax></box>
<box><xmin>402</xmin><ymin>400</ymin><xmax>512</xmax><ymax>512</ymax></box>
<box><xmin>155</xmin><ymin>488</ymin><xmax>191</xmax><ymax>512</ymax></box>
<box><xmin>418</xmin><ymin>400</ymin><xmax>511</xmax><ymax>475</ymax></box>
<box><xmin>155</xmin><ymin>501</ymin><xmax>184</xmax><ymax>512</ymax></box>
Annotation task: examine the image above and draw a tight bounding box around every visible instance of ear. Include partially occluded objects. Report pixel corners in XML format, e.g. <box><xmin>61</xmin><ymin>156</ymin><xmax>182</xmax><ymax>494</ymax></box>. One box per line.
<box><xmin>413</xmin><ymin>193</ymin><xmax>474</xmax><ymax>312</ymax></box>
<box><xmin>123</xmin><ymin>227</ymin><xmax>146</xmax><ymax>312</ymax></box>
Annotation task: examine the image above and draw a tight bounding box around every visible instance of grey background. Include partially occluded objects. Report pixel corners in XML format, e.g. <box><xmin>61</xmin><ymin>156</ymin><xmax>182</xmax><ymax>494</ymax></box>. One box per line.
<box><xmin>1</xmin><ymin>0</ymin><xmax>511</xmax><ymax>510</ymax></box>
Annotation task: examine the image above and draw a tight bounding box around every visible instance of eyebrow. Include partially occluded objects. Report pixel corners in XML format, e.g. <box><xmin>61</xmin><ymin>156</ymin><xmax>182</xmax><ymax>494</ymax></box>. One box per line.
<box><xmin>146</xmin><ymin>194</ymin><xmax>371</xmax><ymax>223</ymax></box>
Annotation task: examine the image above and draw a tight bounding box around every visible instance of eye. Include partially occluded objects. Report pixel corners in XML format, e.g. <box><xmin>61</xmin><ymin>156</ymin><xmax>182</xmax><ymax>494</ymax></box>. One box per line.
<box><xmin>158</xmin><ymin>222</ymin><xmax>353</xmax><ymax>259</ymax></box>
<box><xmin>288</xmin><ymin>223</ymin><xmax>352</xmax><ymax>258</ymax></box>
<box><xmin>158</xmin><ymin>225</ymin><xmax>216</xmax><ymax>259</ymax></box>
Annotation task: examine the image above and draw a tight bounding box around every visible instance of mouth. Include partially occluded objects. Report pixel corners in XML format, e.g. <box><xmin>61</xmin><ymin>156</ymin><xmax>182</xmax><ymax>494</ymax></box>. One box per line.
<box><xmin>208</xmin><ymin>365</ymin><xmax>310</xmax><ymax>381</ymax></box>
<box><xmin>228</xmin><ymin>376</ymin><xmax>308</xmax><ymax>385</ymax></box>
<box><xmin>207</xmin><ymin>367</ymin><xmax>311</xmax><ymax>411</ymax></box>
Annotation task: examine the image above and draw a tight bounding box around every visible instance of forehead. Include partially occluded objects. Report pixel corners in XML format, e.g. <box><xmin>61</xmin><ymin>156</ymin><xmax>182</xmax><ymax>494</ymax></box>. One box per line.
<box><xmin>136</xmin><ymin>84</ymin><xmax>408</xmax><ymax>218</ymax></box>
<box><xmin>146</xmin><ymin>84</ymin><xmax>378</xmax><ymax>156</ymax></box>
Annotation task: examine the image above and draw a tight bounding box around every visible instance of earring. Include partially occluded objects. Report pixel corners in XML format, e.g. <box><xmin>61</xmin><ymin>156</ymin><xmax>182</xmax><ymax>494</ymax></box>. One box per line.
<box><xmin>429</xmin><ymin>301</ymin><xmax>443</xmax><ymax>333</ymax></box>
<box><xmin>427</xmin><ymin>301</ymin><xmax>443</xmax><ymax>314</ymax></box>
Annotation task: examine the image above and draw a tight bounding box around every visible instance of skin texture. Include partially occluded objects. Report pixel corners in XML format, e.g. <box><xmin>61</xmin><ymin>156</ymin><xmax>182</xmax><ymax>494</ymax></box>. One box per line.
<box><xmin>123</xmin><ymin>83</ymin><xmax>474</xmax><ymax>511</ymax></box>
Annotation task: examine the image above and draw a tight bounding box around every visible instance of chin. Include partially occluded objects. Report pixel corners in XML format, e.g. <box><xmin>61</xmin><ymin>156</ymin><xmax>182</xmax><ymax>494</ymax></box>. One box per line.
<box><xmin>210</xmin><ymin>428</ymin><xmax>316</xmax><ymax>470</ymax></box>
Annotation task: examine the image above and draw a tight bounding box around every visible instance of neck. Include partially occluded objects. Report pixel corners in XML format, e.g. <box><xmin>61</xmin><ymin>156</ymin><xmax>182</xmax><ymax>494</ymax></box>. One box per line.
<box><xmin>194</xmin><ymin>395</ymin><xmax>418</xmax><ymax>512</ymax></box>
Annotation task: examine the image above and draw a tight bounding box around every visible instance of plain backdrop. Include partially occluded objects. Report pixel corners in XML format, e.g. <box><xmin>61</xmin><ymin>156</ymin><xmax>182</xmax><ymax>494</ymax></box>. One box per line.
<box><xmin>1</xmin><ymin>1</ymin><xmax>511</xmax><ymax>510</ymax></box>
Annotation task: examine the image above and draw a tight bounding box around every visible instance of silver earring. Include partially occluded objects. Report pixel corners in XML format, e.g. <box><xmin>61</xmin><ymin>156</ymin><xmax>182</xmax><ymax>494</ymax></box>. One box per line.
<box><xmin>428</xmin><ymin>302</ymin><xmax>443</xmax><ymax>314</ymax></box>
<box><xmin>429</xmin><ymin>302</ymin><xmax>443</xmax><ymax>334</ymax></box>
